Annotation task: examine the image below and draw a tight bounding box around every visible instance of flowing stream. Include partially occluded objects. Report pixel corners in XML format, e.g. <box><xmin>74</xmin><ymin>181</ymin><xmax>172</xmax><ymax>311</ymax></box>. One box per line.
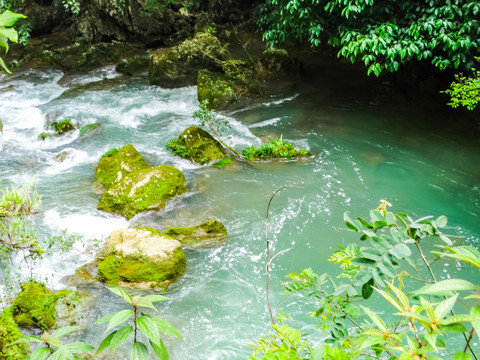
<box><xmin>0</xmin><ymin>62</ymin><xmax>479</xmax><ymax>359</ymax></box>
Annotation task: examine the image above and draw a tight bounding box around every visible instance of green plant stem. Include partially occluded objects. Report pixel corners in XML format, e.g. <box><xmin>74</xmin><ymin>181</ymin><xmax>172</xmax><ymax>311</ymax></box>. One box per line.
<box><xmin>415</xmin><ymin>241</ymin><xmax>479</xmax><ymax>360</ymax></box>
<box><xmin>133</xmin><ymin>303</ymin><xmax>138</xmax><ymax>343</ymax></box>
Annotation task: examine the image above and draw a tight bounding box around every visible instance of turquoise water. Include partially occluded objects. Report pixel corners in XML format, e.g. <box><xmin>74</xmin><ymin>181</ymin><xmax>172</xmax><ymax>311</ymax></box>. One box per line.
<box><xmin>0</xmin><ymin>64</ymin><xmax>478</xmax><ymax>358</ymax></box>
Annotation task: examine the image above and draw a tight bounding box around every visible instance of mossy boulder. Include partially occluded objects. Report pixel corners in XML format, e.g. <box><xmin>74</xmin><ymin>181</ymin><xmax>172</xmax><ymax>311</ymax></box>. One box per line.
<box><xmin>12</xmin><ymin>282</ymin><xmax>71</xmax><ymax>331</ymax></box>
<box><xmin>149</xmin><ymin>32</ymin><xmax>226</xmax><ymax>88</ymax></box>
<box><xmin>50</xmin><ymin>119</ymin><xmax>76</xmax><ymax>135</ymax></box>
<box><xmin>164</xmin><ymin>219</ymin><xmax>228</xmax><ymax>249</ymax></box>
<box><xmin>95</xmin><ymin>144</ymin><xmax>149</xmax><ymax>190</ymax></box>
<box><xmin>97</xmin><ymin>165</ymin><xmax>187</xmax><ymax>219</ymax></box>
<box><xmin>167</xmin><ymin>126</ymin><xmax>225</xmax><ymax>165</ymax></box>
<box><xmin>0</xmin><ymin>307</ymin><xmax>29</xmax><ymax>359</ymax></box>
<box><xmin>197</xmin><ymin>69</ymin><xmax>238</xmax><ymax>109</ymax></box>
<box><xmin>256</xmin><ymin>48</ymin><xmax>302</xmax><ymax>80</ymax></box>
<box><xmin>116</xmin><ymin>55</ymin><xmax>149</xmax><ymax>76</ymax></box>
<box><xmin>98</xmin><ymin>228</ymin><xmax>186</xmax><ymax>289</ymax></box>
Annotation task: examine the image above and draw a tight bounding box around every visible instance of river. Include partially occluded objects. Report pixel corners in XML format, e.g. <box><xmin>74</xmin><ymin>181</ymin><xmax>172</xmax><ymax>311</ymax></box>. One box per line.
<box><xmin>0</xmin><ymin>61</ymin><xmax>479</xmax><ymax>358</ymax></box>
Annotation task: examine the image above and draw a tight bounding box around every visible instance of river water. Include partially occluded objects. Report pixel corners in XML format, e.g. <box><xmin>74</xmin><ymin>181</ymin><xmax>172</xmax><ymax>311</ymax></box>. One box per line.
<box><xmin>0</xmin><ymin>62</ymin><xmax>479</xmax><ymax>358</ymax></box>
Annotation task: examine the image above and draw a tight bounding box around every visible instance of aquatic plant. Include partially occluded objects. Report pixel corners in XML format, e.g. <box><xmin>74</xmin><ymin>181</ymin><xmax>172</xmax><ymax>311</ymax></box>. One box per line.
<box><xmin>242</xmin><ymin>137</ymin><xmax>310</xmax><ymax>160</ymax></box>
<box><xmin>250</xmin><ymin>197</ymin><xmax>480</xmax><ymax>359</ymax></box>
<box><xmin>95</xmin><ymin>286</ymin><xmax>181</xmax><ymax>359</ymax></box>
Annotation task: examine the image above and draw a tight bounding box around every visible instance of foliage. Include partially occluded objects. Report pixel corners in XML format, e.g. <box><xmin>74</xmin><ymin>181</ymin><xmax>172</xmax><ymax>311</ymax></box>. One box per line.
<box><xmin>259</xmin><ymin>0</ymin><xmax>480</xmax><ymax>76</ymax></box>
<box><xmin>166</xmin><ymin>138</ymin><xmax>188</xmax><ymax>158</ymax></box>
<box><xmin>50</xmin><ymin>119</ymin><xmax>75</xmax><ymax>135</ymax></box>
<box><xmin>62</xmin><ymin>0</ymin><xmax>80</xmax><ymax>15</ymax></box>
<box><xmin>443</xmin><ymin>57</ymin><xmax>480</xmax><ymax>110</ymax></box>
<box><xmin>95</xmin><ymin>286</ymin><xmax>181</xmax><ymax>359</ymax></box>
<box><xmin>12</xmin><ymin>325</ymin><xmax>93</xmax><ymax>359</ymax></box>
<box><xmin>213</xmin><ymin>157</ymin><xmax>231</xmax><ymax>168</ymax></box>
<box><xmin>0</xmin><ymin>10</ymin><xmax>26</xmax><ymax>74</ymax></box>
<box><xmin>140</xmin><ymin>0</ymin><xmax>176</xmax><ymax>14</ymax></box>
<box><xmin>0</xmin><ymin>306</ymin><xmax>29</xmax><ymax>359</ymax></box>
<box><xmin>250</xmin><ymin>202</ymin><xmax>480</xmax><ymax>359</ymax></box>
<box><xmin>100</xmin><ymin>147</ymin><xmax>120</xmax><ymax>159</ymax></box>
<box><xmin>242</xmin><ymin>137</ymin><xmax>310</xmax><ymax>160</ymax></box>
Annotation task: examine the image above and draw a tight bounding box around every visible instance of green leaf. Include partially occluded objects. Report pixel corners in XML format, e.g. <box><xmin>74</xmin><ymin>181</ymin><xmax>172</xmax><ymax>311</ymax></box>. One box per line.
<box><xmin>435</xmin><ymin>294</ymin><xmax>458</xmax><ymax>319</ymax></box>
<box><xmin>94</xmin><ymin>312</ymin><xmax>116</xmax><ymax>325</ymax></box>
<box><xmin>136</xmin><ymin>298</ymin><xmax>156</xmax><ymax>311</ymax></box>
<box><xmin>107</xmin><ymin>286</ymin><xmax>133</xmax><ymax>304</ymax></box>
<box><xmin>106</xmin><ymin>310</ymin><xmax>134</xmax><ymax>333</ymax></box>
<box><xmin>49</xmin><ymin>347</ymin><xmax>75</xmax><ymax>360</ymax></box>
<box><xmin>370</xmin><ymin>210</ymin><xmax>385</xmax><ymax>223</ymax></box>
<box><xmin>413</xmin><ymin>279</ymin><xmax>477</xmax><ymax>296</ymax></box>
<box><xmin>63</xmin><ymin>342</ymin><xmax>94</xmax><ymax>354</ymax></box>
<box><xmin>30</xmin><ymin>347</ymin><xmax>51</xmax><ymax>360</ymax></box>
<box><xmin>130</xmin><ymin>341</ymin><xmax>149</xmax><ymax>360</ymax></box>
<box><xmin>471</xmin><ymin>306</ymin><xmax>480</xmax><ymax>343</ymax></box>
<box><xmin>153</xmin><ymin>318</ymin><xmax>182</xmax><ymax>339</ymax></box>
<box><xmin>361</xmin><ymin>277</ymin><xmax>375</xmax><ymax>299</ymax></box>
<box><xmin>96</xmin><ymin>331</ymin><xmax>116</xmax><ymax>354</ymax></box>
<box><xmin>344</xmin><ymin>212</ymin><xmax>359</xmax><ymax>232</ymax></box>
<box><xmin>142</xmin><ymin>295</ymin><xmax>170</xmax><ymax>303</ymax></box>
<box><xmin>357</xmin><ymin>216</ymin><xmax>374</xmax><ymax>228</ymax></box>
<box><xmin>0</xmin><ymin>27</ymin><xmax>18</xmax><ymax>43</ymax></box>
<box><xmin>385</xmin><ymin>212</ymin><xmax>396</xmax><ymax>225</ymax></box>
<box><xmin>453</xmin><ymin>352</ymin><xmax>471</xmax><ymax>360</ymax></box>
<box><xmin>150</xmin><ymin>338</ymin><xmax>169</xmax><ymax>360</ymax></box>
<box><xmin>11</xmin><ymin>335</ymin><xmax>43</xmax><ymax>344</ymax></box>
<box><xmin>436</xmin><ymin>215</ymin><xmax>447</xmax><ymax>227</ymax></box>
<box><xmin>0</xmin><ymin>11</ymin><xmax>27</xmax><ymax>27</ymax></box>
<box><xmin>137</xmin><ymin>315</ymin><xmax>160</xmax><ymax>346</ymax></box>
<box><xmin>50</xmin><ymin>326</ymin><xmax>78</xmax><ymax>339</ymax></box>
<box><xmin>0</xmin><ymin>56</ymin><xmax>11</xmax><ymax>75</ymax></box>
<box><xmin>109</xmin><ymin>325</ymin><xmax>133</xmax><ymax>352</ymax></box>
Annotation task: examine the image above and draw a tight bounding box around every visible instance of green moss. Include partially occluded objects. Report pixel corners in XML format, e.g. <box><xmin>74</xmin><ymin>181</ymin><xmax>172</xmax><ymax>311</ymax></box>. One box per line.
<box><xmin>0</xmin><ymin>307</ymin><xmax>29</xmax><ymax>359</ymax></box>
<box><xmin>79</xmin><ymin>123</ymin><xmax>100</xmax><ymax>136</ymax></box>
<box><xmin>213</xmin><ymin>157</ymin><xmax>231</xmax><ymax>168</ymax></box>
<box><xmin>168</xmin><ymin>126</ymin><xmax>225</xmax><ymax>164</ymax></box>
<box><xmin>197</xmin><ymin>69</ymin><xmax>237</xmax><ymax>110</ymax></box>
<box><xmin>38</xmin><ymin>132</ymin><xmax>52</xmax><ymax>140</ymax></box>
<box><xmin>97</xmin><ymin>248</ymin><xmax>186</xmax><ymax>289</ymax></box>
<box><xmin>97</xmin><ymin>165</ymin><xmax>187</xmax><ymax>219</ymax></box>
<box><xmin>50</xmin><ymin>119</ymin><xmax>75</xmax><ymax>135</ymax></box>
<box><xmin>12</xmin><ymin>282</ymin><xmax>72</xmax><ymax>331</ymax></box>
<box><xmin>242</xmin><ymin>138</ymin><xmax>310</xmax><ymax>161</ymax></box>
<box><xmin>95</xmin><ymin>144</ymin><xmax>149</xmax><ymax>190</ymax></box>
<box><xmin>164</xmin><ymin>219</ymin><xmax>228</xmax><ymax>248</ymax></box>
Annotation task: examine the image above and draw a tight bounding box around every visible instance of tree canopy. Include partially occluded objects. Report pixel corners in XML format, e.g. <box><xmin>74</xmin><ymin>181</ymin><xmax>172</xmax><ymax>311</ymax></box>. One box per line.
<box><xmin>259</xmin><ymin>0</ymin><xmax>480</xmax><ymax>76</ymax></box>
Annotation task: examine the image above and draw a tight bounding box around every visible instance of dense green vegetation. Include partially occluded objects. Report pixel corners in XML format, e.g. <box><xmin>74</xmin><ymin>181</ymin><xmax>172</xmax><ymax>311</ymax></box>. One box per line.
<box><xmin>0</xmin><ymin>10</ymin><xmax>25</xmax><ymax>74</ymax></box>
<box><xmin>249</xmin><ymin>201</ymin><xmax>480</xmax><ymax>359</ymax></box>
<box><xmin>259</xmin><ymin>0</ymin><xmax>480</xmax><ymax>76</ymax></box>
<box><xmin>444</xmin><ymin>57</ymin><xmax>480</xmax><ymax>110</ymax></box>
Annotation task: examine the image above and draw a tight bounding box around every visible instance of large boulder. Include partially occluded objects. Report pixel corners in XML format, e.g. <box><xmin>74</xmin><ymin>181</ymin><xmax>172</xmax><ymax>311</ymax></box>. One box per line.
<box><xmin>98</xmin><ymin>228</ymin><xmax>186</xmax><ymax>289</ymax></box>
<box><xmin>256</xmin><ymin>48</ymin><xmax>302</xmax><ymax>80</ymax></box>
<box><xmin>164</xmin><ymin>219</ymin><xmax>228</xmax><ymax>249</ymax></box>
<box><xmin>167</xmin><ymin>126</ymin><xmax>225</xmax><ymax>165</ymax></box>
<box><xmin>149</xmin><ymin>32</ymin><xmax>227</xmax><ymax>88</ymax></box>
<box><xmin>97</xmin><ymin>165</ymin><xmax>187</xmax><ymax>220</ymax></box>
<box><xmin>95</xmin><ymin>144</ymin><xmax>149</xmax><ymax>190</ymax></box>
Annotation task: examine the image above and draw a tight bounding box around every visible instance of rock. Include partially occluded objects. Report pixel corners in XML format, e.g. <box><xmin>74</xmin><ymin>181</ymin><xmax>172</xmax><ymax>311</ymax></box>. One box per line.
<box><xmin>95</xmin><ymin>144</ymin><xmax>149</xmax><ymax>190</ymax></box>
<box><xmin>97</xmin><ymin>228</ymin><xmax>186</xmax><ymax>289</ymax></box>
<box><xmin>116</xmin><ymin>55</ymin><xmax>149</xmax><ymax>76</ymax></box>
<box><xmin>12</xmin><ymin>282</ymin><xmax>72</xmax><ymax>330</ymax></box>
<box><xmin>167</xmin><ymin>125</ymin><xmax>225</xmax><ymax>164</ymax></box>
<box><xmin>97</xmin><ymin>165</ymin><xmax>187</xmax><ymax>220</ymax></box>
<box><xmin>50</xmin><ymin>119</ymin><xmax>75</xmax><ymax>135</ymax></box>
<box><xmin>149</xmin><ymin>32</ymin><xmax>226</xmax><ymax>88</ymax></box>
<box><xmin>0</xmin><ymin>307</ymin><xmax>29</xmax><ymax>359</ymax></box>
<box><xmin>79</xmin><ymin>123</ymin><xmax>101</xmax><ymax>136</ymax></box>
<box><xmin>0</xmin><ymin>119</ymin><xmax>3</xmax><ymax>133</ymax></box>
<box><xmin>197</xmin><ymin>69</ymin><xmax>237</xmax><ymax>109</ymax></box>
<box><xmin>164</xmin><ymin>219</ymin><xmax>228</xmax><ymax>249</ymax></box>
<box><xmin>256</xmin><ymin>48</ymin><xmax>302</xmax><ymax>80</ymax></box>
<box><xmin>56</xmin><ymin>151</ymin><xmax>69</xmax><ymax>162</ymax></box>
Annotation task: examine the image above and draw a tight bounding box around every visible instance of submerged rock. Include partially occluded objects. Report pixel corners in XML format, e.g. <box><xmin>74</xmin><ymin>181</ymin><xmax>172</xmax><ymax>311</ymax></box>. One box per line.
<box><xmin>97</xmin><ymin>165</ymin><xmax>187</xmax><ymax>220</ymax></box>
<box><xmin>12</xmin><ymin>282</ymin><xmax>72</xmax><ymax>330</ymax></box>
<box><xmin>98</xmin><ymin>228</ymin><xmax>186</xmax><ymax>290</ymax></box>
<box><xmin>164</xmin><ymin>219</ymin><xmax>228</xmax><ymax>249</ymax></box>
<box><xmin>79</xmin><ymin>123</ymin><xmax>101</xmax><ymax>137</ymax></box>
<box><xmin>149</xmin><ymin>32</ymin><xmax>226</xmax><ymax>88</ymax></box>
<box><xmin>0</xmin><ymin>307</ymin><xmax>29</xmax><ymax>359</ymax></box>
<box><xmin>167</xmin><ymin>126</ymin><xmax>225</xmax><ymax>165</ymax></box>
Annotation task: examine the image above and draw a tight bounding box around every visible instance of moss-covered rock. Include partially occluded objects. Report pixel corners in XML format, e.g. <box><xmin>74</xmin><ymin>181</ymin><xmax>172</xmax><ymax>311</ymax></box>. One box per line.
<box><xmin>116</xmin><ymin>55</ymin><xmax>149</xmax><ymax>76</ymax></box>
<box><xmin>98</xmin><ymin>228</ymin><xmax>186</xmax><ymax>289</ymax></box>
<box><xmin>167</xmin><ymin>126</ymin><xmax>225</xmax><ymax>165</ymax></box>
<box><xmin>197</xmin><ymin>69</ymin><xmax>237</xmax><ymax>109</ymax></box>
<box><xmin>79</xmin><ymin>123</ymin><xmax>101</xmax><ymax>137</ymax></box>
<box><xmin>95</xmin><ymin>144</ymin><xmax>149</xmax><ymax>190</ymax></box>
<box><xmin>97</xmin><ymin>165</ymin><xmax>187</xmax><ymax>219</ymax></box>
<box><xmin>12</xmin><ymin>282</ymin><xmax>71</xmax><ymax>331</ymax></box>
<box><xmin>256</xmin><ymin>48</ymin><xmax>302</xmax><ymax>80</ymax></box>
<box><xmin>0</xmin><ymin>307</ymin><xmax>29</xmax><ymax>359</ymax></box>
<box><xmin>50</xmin><ymin>119</ymin><xmax>75</xmax><ymax>135</ymax></box>
<box><xmin>149</xmin><ymin>32</ymin><xmax>226</xmax><ymax>88</ymax></box>
<box><xmin>164</xmin><ymin>219</ymin><xmax>228</xmax><ymax>249</ymax></box>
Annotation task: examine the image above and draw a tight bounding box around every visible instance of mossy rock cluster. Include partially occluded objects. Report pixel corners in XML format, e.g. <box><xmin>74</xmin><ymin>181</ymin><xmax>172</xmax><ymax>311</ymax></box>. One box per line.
<box><xmin>0</xmin><ymin>307</ymin><xmax>29</xmax><ymax>359</ymax></box>
<box><xmin>39</xmin><ymin>119</ymin><xmax>77</xmax><ymax>140</ymax></box>
<box><xmin>96</xmin><ymin>144</ymin><xmax>187</xmax><ymax>219</ymax></box>
<box><xmin>98</xmin><ymin>228</ymin><xmax>186</xmax><ymax>289</ymax></box>
<box><xmin>167</xmin><ymin>126</ymin><xmax>225</xmax><ymax>164</ymax></box>
<box><xmin>164</xmin><ymin>219</ymin><xmax>228</xmax><ymax>249</ymax></box>
<box><xmin>149</xmin><ymin>32</ymin><xmax>227</xmax><ymax>88</ymax></box>
<box><xmin>116</xmin><ymin>55</ymin><xmax>149</xmax><ymax>76</ymax></box>
<box><xmin>12</xmin><ymin>282</ymin><xmax>71</xmax><ymax>331</ymax></box>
